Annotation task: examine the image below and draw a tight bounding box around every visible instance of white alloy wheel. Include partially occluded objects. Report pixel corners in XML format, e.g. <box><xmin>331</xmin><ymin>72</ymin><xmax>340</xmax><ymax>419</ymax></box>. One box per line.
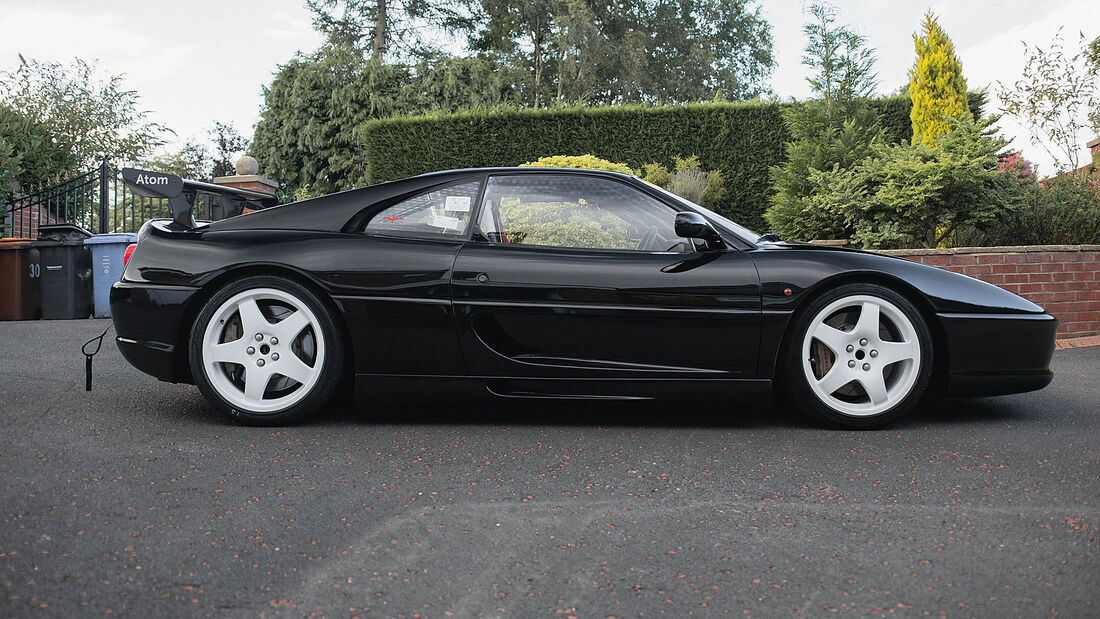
<box><xmin>200</xmin><ymin>287</ymin><xmax>326</xmax><ymax>414</ymax></box>
<box><xmin>800</xmin><ymin>294</ymin><xmax>921</xmax><ymax>417</ymax></box>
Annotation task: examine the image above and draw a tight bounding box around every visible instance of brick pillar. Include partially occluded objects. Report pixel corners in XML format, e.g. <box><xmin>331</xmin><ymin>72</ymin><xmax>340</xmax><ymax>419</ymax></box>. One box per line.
<box><xmin>211</xmin><ymin>156</ymin><xmax>277</xmax><ymax>214</ymax></box>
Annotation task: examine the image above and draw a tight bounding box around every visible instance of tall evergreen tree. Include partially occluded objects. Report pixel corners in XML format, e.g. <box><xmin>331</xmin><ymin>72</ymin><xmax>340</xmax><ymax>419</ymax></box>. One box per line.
<box><xmin>250</xmin><ymin>45</ymin><xmax>511</xmax><ymax>198</ymax></box>
<box><xmin>765</xmin><ymin>1</ymin><xmax>882</xmax><ymax>241</ymax></box>
<box><xmin>909</xmin><ymin>12</ymin><xmax>970</xmax><ymax>147</ymax></box>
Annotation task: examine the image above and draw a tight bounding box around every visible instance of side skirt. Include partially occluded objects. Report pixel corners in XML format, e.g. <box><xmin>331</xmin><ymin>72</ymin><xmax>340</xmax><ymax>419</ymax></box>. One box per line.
<box><xmin>354</xmin><ymin>374</ymin><xmax>773</xmax><ymax>405</ymax></box>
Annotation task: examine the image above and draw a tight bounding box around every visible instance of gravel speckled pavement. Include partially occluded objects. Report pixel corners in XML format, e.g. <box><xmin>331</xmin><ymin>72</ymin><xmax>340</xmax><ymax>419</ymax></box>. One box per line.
<box><xmin>1</xmin><ymin>319</ymin><xmax>1097</xmax><ymax>617</ymax></box>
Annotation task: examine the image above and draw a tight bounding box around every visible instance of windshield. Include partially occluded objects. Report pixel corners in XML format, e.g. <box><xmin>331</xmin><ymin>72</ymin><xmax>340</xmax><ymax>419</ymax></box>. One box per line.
<box><xmin>639</xmin><ymin>179</ymin><xmax>761</xmax><ymax>244</ymax></box>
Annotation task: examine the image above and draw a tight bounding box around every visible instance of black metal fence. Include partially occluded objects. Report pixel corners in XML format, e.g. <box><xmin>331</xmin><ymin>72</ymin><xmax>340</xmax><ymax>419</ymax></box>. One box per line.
<box><xmin>2</xmin><ymin>157</ymin><xmax>219</xmax><ymax>238</ymax></box>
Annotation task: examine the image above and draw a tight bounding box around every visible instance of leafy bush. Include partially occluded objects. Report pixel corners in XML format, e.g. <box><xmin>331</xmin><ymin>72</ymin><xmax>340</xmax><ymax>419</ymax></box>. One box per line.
<box><xmin>638</xmin><ymin>162</ymin><xmax>671</xmax><ymax>187</ymax></box>
<box><xmin>956</xmin><ymin>174</ymin><xmax>1100</xmax><ymax>246</ymax></box>
<box><xmin>499</xmin><ymin>199</ymin><xmax>631</xmax><ymax>249</ymax></box>
<box><xmin>997</xmin><ymin>152</ymin><xmax>1036</xmax><ymax>183</ymax></box>
<box><xmin>641</xmin><ymin>155</ymin><xmax>726</xmax><ymax>207</ymax></box>
<box><xmin>0</xmin><ymin>137</ymin><xmax>16</xmax><ymax>226</ymax></box>
<box><xmin>765</xmin><ymin>99</ymin><xmax>884</xmax><ymax>240</ymax></box>
<box><xmin>520</xmin><ymin>154</ymin><xmax>636</xmax><ymax>175</ymax></box>
<box><xmin>251</xmin><ymin>47</ymin><xmax>514</xmax><ymax>201</ymax></box>
<box><xmin>807</xmin><ymin>116</ymin><xmax>1022</xmax><ymax>248</ymax></box>
<box><xmin>0</xmin><ymin>103</ymin><xmax>75</xmax><ymax>192</ymax></box>
<box><xmin>360</xmin><ymin>96</ymin><xmax>982</xmax><ymax>230</ymax></box>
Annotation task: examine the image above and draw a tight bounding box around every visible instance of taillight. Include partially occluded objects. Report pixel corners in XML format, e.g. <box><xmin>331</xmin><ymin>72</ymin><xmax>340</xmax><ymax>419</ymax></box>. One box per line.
<box><xmin>123</xmin><ymin>243</ymin><xmax>137</xmax><ymax>265</ymax></box>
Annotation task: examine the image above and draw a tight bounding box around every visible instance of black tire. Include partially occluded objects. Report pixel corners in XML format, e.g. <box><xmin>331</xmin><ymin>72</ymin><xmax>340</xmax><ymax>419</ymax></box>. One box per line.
<box><xmin>785</xmin><ymin>283</ymin><xmax>933</xmax><ymax>429</ymax></box>
<box><xmin>189</xmin><ymin>275</ymin><xmax>345</xmax><ymax>426</ymax></box>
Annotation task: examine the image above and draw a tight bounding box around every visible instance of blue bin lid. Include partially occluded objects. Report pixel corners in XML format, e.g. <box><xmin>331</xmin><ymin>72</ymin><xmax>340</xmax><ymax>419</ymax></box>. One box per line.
<box><xmin>84</xmin><ymin>233</ymin><xmax>138</xmax><ymax>245</ymax></box>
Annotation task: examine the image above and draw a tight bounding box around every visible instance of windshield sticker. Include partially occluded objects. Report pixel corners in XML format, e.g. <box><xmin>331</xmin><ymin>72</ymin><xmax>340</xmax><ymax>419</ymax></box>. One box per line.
<box><xmin>382</xmin><ymin>214</ymin><xmax>404</xmax><ymax>223</ymax></box>
<box><xmin>432</xmin><ymin>214</ymin><xmax>463</xmax><ymax>230</ymax></box>
<box><xmin>445</xmin><ymin>196</ymin><xmax>471</xmax><ymax>212</ymax></box>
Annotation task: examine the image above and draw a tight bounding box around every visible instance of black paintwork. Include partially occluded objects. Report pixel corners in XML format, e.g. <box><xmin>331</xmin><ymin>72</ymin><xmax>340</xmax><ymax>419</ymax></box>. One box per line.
<box><xmin>110</xmin><ymin>167</ymin><xmax>1056</xmax><ymax>403</ymax></box>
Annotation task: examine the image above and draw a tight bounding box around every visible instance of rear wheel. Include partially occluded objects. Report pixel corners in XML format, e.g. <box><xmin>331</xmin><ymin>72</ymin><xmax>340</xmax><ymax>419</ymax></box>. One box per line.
<box><xmin>786</xmin><ymin>284</ymin><xmax>932</xmax><ymax>429</ymax></box>
<box><xmin>189</xmin><ymin>276</ymin><xmax>344</xmax><ymax>425</ymax></box>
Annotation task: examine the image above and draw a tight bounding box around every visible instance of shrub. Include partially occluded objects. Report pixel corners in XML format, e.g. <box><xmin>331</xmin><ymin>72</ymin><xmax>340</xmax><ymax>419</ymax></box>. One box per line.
<box><xmin>765</xmin><ymin>99</ymin><xmax>884</xmax><ymax>240</ymax></box>
<box><xmin>956</xmin><ymin>174</ymin><xmax>1100</xmax><ymax>246</ymax></box>
<box><xmin>520</xmin><ymin>154</ymin><xmax>636</xmax><ymax>175</ymax></box>
<box><xmin>499</xmin><ymin>199</ymin><xmax>632</xmax><ymax>249</ymax></box>
<box><xmin>639</xmin><ymin>156</ymin><xmax>726</xmax><ymax>207</ymax></box>
<box><xmin>809</xmin><ymin>116</ymin><xmax>1022</xmax><ymax>249</ymax></box>
<box><xmin>997</xmin><ymin>152</ymin><xmax>1036</xmax><ymax>183</ymax></box>
<box><xmin>0</xmin><ymin>103</ymin><xmax>75</xmax><ymax>192</ymax></box>
<box><xmin>359</xmin><ymin>95</ymin><xmax>984</xmax><ymax>230</ymax></box>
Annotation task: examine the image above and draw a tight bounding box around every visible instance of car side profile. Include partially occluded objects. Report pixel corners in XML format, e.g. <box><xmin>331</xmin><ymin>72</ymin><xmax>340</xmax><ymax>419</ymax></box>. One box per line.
<box><xmin>110</xmin><ymin>167</ymin><xmax>1057</xmax><ymax>428</ymax></box>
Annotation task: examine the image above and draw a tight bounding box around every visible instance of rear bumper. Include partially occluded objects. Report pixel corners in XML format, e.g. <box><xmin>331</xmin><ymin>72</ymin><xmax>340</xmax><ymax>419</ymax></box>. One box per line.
<box><xmin>938</xmin><ymin>312</ymin><xmax>1057</xmax><ymax>397</ymax></box>
<box><xmin>109</xmin><ymin>281</ymin><xmax>200</xmax><ymax>383</ymax></box>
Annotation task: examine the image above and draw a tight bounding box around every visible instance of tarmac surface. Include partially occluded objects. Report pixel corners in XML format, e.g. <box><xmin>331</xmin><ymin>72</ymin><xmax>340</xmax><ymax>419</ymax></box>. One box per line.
<box><xmin>1</xmin><ymin>318</ymin><xmax>1097</xmax><ymax>617</ymax></box>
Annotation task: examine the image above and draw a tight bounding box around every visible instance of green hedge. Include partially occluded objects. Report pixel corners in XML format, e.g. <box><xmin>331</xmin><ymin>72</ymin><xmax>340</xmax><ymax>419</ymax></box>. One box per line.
<box><xmin>359</xmin><ymin>93</ymin><xmax>984</xmax><ymax>230</ymax></box>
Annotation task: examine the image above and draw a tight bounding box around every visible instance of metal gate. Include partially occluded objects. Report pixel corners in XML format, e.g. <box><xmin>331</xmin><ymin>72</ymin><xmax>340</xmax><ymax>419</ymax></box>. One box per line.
<box><xmin>2</xmin><ymin>157</ymin><xmax>220</xmax><ymax>238</ymax></box>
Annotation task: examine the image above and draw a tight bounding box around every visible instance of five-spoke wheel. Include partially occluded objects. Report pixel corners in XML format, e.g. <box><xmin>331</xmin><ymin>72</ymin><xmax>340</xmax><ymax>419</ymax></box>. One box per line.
<box><xmin>788</xmin><ymin>284</ymin><xmax>932</xmax><ymax>428</ymax></box>
<box><xmin>189</xmin><ymin>276</ymin><xmax>344</xmax><ymax>425</ymax></box>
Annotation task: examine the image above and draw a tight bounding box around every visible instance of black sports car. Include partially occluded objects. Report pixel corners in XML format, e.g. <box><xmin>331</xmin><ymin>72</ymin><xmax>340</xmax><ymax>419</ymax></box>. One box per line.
<box><xmin>110</xmin><ymin>167</ymin><xmax>1057</xmax><ymax>428</ymax></box>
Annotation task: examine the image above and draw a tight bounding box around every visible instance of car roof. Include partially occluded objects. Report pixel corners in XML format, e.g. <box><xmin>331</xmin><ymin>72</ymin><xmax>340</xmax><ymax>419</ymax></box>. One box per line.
<box><xmin>410</xmin><ymin>166</ymin><xmax>638</xmax><ymax>182</ymax></box>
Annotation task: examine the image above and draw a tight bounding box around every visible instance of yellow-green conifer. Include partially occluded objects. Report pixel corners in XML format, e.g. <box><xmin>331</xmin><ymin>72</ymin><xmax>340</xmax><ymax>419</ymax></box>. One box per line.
<box><xmin>909</xmin><ymin>12</ymin><xmax>970</xmax><ymax>146</ymax></box>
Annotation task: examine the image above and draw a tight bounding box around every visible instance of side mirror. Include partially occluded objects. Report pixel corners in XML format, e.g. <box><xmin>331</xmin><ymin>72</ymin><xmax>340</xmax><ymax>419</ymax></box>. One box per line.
<box><xmin>674</xmin><ymin>212</ymin><xmax>725</xmax><ymax>249</ymax></box>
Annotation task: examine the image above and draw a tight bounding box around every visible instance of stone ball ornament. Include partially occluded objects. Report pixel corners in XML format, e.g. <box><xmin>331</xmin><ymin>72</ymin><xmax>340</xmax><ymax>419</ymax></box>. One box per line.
<box><xmin>235</xmin><ymin>155</ymin><xmax>259</xmax><ymax>176</ymax></box>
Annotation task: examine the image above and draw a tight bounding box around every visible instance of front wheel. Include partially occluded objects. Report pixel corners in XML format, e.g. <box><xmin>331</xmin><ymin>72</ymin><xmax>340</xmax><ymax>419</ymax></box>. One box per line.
<box><xmin>189</xmin><ymin>276</ymin><xmax>345</xmax><ymax>425</ymax></box>
<box><xmin>786</xmin><ymin>284</ymin><xmax>933</xmax><ymax>429</ymax></box>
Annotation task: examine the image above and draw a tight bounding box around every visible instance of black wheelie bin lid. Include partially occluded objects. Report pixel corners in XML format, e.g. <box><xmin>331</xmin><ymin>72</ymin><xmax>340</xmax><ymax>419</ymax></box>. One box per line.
<box><xmin>37</xmin><ymin>224</ymin><xmax>93</xmax><ymax>244</ymax></box>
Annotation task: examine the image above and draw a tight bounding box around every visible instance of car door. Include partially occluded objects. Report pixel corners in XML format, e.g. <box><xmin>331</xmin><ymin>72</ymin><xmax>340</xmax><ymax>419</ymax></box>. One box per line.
<box><xmin>452</xmin><ymin>172</ymin><xmax>761</xmax><ymax>384</ymax></box>
<box><xmin>333</xmin><ymin>177</ymin><xmax>484</xmax><ymax>376</ymax></box>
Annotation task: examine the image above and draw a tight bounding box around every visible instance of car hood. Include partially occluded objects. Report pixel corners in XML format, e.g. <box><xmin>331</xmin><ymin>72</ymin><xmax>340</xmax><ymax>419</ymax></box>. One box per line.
<box><xmin>753</xmin><ymin>241</ymin><xmax>1046</xmax><ymax>315</ymax></box>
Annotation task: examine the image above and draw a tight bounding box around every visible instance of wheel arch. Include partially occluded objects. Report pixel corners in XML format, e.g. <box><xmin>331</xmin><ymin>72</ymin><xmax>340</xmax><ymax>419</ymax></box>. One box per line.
<box><xmin>172</xmin><ymin>264</ymin><xmax>354</xmax><ymax>385</ymax></box>
<box><xmin>771</xmin><ymin>270</ymin><xmax>949</xmax><ymax>398</ymax></box>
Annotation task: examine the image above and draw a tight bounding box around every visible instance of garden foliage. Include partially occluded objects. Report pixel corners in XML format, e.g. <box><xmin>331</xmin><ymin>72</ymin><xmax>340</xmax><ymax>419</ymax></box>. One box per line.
<box><xmin>909</xmin><ymin>12</ymin><xmax>971</xmax><ymax>146</ymax></box>
<box><xmin>805</xmin><ymin>116</ymin><xmax>1022</xmax><ymax>249</ymax></box>
<box><xmin>0</xmin><ymin>58</ymin><xmax>170</xmax><ymax>171</ymax></box>
<box><xmin>998</xmin><ymin>31</ymin><xmax>1100</xmax><ymax>172</ymax></box>
<box><xmin>251</xmin><ymin>47</ymin><xmax>513</xmax><ymax>201</ymax></box>
<box><xmin>957</xmin><ymin>173</ymin><xmax>1100</xmax><ymax>246</ymax></box>
<box><xmin>519</xmin><ymin>154</ymin><xmax>636</xmax><ymax>175</ymax></box>
<box><xmin>358</xmin><ymin>95</ymin><xmax>971</xmax><ymax>230</ymax></box>
<box><xmin>499</xmin><ymin>198</ymin><xmax>632</xmax><ymax>249</ymax></box>
<box><xmin>0</xmin><ymin>103</ymin><xmax>75</xmax><ymax>194</ymax></box>
<box><xmin>520</xmin><ymin>153</ymin><xmax>725</xmax><ymax>208</ymax></box>
<box><xmin>764</xmin><ymin>1</ymin><xmax>883</xmax><ymax>242</ymax></box>
<box><xmin>640</xmin><ymin>156</ymin><xmax>726</xmax><ymax>207</ymax></box>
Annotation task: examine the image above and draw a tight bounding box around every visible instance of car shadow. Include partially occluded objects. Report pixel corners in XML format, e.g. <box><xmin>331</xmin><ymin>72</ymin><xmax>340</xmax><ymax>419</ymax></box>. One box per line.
<box><xmin>164</xmin><ymin>380</ymin><xmax>1044</xmax><ymax>431</ymax></box>
<box><xmin>294</xmin><ymin>393</ymin><xmax>1040</xmax><ymax>431</ymax></box>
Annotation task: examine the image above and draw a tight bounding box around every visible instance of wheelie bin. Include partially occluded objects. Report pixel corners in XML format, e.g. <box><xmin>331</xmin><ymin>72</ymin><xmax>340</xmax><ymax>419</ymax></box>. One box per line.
<box><xmin>84</xmin><ymin>233</ymin><xmax>138</xmax><ymax>318</ymax></box>
<box><xmin>0</xmin><ymin>238</ymin><xmax>41</xmax><ymax>320</ymax></box>
<box><xmin>34</xmin><ymin>224</ymin><xmax>93</xmax><ymax>319</ymax></box>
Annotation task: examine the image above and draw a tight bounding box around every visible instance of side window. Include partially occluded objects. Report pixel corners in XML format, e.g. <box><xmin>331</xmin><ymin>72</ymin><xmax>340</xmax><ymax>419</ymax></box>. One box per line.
<box><xmin>364</xmin><ymin>181</ymin><xmax>481</xmax><ymax>237</ymax></box>
<box><xmin>477</xmin><ymin>175</ymin><xmax>692</xmax><ymax>252</ymax></box>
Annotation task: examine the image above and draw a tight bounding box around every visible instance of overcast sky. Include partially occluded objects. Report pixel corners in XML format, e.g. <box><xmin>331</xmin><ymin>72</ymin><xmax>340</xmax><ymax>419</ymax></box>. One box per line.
<box><xmin>2</xmin><ymin>0</ymin><xmax>1097</xmax><ymax>176</ymax></box>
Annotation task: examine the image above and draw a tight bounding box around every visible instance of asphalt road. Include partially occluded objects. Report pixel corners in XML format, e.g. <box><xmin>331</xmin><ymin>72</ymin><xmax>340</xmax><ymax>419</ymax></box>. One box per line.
<box><xmin>0</xmin><ymin>319</ymin><xmax>1097</xmax><ymax>617</ymax></box>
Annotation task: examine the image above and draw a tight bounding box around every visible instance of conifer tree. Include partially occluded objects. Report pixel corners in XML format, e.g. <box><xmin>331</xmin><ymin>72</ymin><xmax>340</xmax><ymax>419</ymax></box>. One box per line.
<box><xmin>764</xmin><ymin>2</ymin><xmax>881</xmax><ymax>241</ymax></box>
<box><xmin>909</xmin><ymin>12</ymin><xmax>970</xmax><ymax>146</ymax></box>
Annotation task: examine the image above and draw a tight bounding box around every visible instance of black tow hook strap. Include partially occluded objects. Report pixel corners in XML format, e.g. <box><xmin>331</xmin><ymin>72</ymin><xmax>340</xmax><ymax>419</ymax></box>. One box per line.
<box><xmin>82</xmin><ymin>324</ymin><xmax>114</xmax><ymax>391</ymax></box>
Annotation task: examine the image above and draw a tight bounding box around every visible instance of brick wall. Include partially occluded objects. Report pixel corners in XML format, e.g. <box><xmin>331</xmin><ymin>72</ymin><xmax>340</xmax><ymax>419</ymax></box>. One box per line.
<box><xmin>878</xmin><ymin>245</ymin><xmax>1100</xmax><ymax>339</ymax></box>
<box><xmin>3</xmin><ymin>205</ymin><xmax>59</xmax><ymax>239</ymax></box>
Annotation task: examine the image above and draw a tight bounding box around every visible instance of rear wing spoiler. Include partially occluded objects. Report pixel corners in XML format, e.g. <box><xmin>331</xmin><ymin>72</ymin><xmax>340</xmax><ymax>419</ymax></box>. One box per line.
<box><xmin>121</xmin><ymin>168</ymin><xmax>279</xmax><ymax>229</ymax></box>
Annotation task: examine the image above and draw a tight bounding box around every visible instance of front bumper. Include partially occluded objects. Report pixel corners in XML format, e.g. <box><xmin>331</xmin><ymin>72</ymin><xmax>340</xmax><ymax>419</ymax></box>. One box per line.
<box><xmin>109</xmin><ymin>281</ymin><xmax>200</xmax><ymax>383</ymax></box>
<box><xmin>938</xmin><ymin>312</ymin><xmax>1057</xmax><ymax>397</ymax></box>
